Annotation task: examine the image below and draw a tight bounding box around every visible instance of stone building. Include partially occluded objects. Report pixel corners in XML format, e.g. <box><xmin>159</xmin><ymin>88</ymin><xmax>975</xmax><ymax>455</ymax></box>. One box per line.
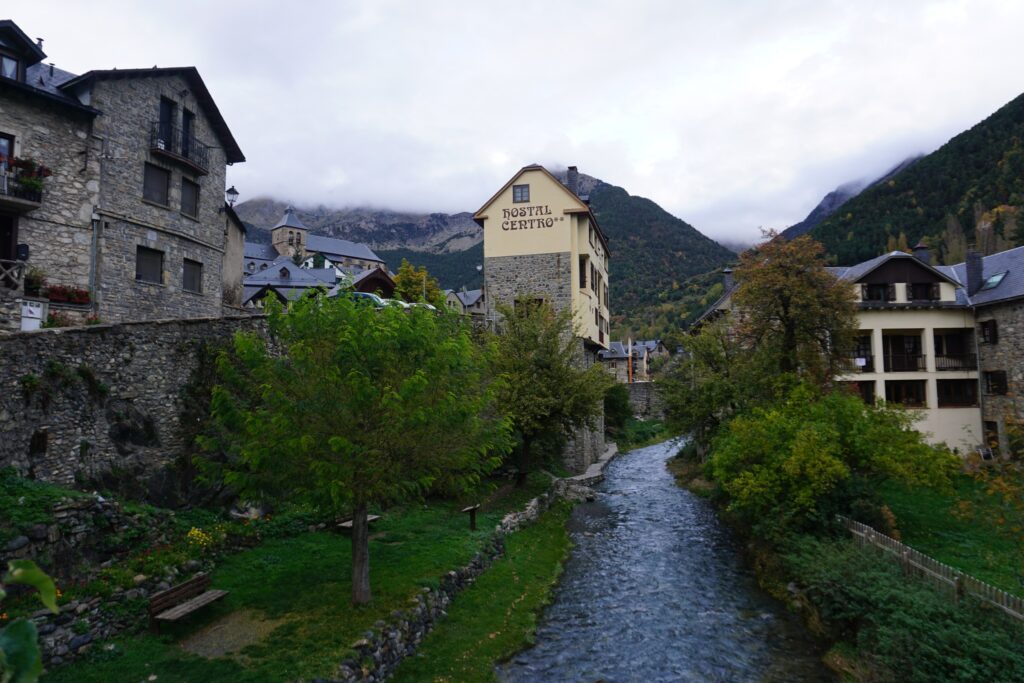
<box><xmin>444</xmin><ymin>287</ymin><xmax>485</xmax><ymax>317</ymax></box>
<box><xmin>474</xmin><ymin>164</ymin><xmax>610</xmax><ymax>472</ymax></box>
<box><xmin>599</xmin><ymin>340</ymin><xmax>650</xmax><ymax>383</ymax></box>
<box><xmin>0</xmin><ymin>19</ymin><xmax>245</xmax><ymax>330</ymax></box>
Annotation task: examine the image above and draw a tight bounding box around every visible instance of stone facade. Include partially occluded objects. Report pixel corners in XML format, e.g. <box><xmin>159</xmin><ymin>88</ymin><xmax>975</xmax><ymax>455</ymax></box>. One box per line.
<box><xmin>0</xmin><ymin>315</ymin><xmax>265</xmax><ymax>503</ymax></box>
<box><xmin>1</xmin><ymin>85</ymin><xmax>100</xmax><ymax>290</ymax></box>
<box><xmin>484</xmin><ymin>251</ymin><xmax>573</xmax><ymax>321</ymax></box>
<box><xmin>976</xmin><ymin>300</ymin><xmax>1024</xmax><ymax>456</ymax></box>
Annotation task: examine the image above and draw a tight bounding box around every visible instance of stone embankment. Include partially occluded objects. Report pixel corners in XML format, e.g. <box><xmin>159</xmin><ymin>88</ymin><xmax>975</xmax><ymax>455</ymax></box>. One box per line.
<box><xmin>317</xmin><ymin>442</ymin><xmax>620</xmax><ymax>683</ymax></box>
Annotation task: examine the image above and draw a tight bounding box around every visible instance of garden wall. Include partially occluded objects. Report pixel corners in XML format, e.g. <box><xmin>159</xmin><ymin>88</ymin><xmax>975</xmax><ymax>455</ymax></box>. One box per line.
<box><xmin>627</xmin><ymin>381</ymin><xmax>663</xmax><ymax>418</ymax></box>
<box><xmin>0</xmin><ymin>315</ymin><xmax>265</xmax><ymax>505</ymax></box>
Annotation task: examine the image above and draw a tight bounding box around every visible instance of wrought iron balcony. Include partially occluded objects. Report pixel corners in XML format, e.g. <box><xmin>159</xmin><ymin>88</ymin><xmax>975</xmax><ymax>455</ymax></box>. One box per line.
<box><xmin>845</xmin><ymin>353</ymin><xmax>874</xmax><ymax>373</ymax></box>
<box><xmin>883</xmin><ymin>353</ymin><xmax>926</xmax><ymax>372</ymax></box>
<box><xmin>0</xmin><ymin>168</ymin><xmax>43</xmax><ymax>210</ymax></box>
<box><xmin>935</xmin><ymin>353</ymin><xmax>978</xmax><ymax>371</ymax></box>
<box><xmin>149</xmin><ymin>122</ymin><xmax>211</xmax><ymax>174</ymax></box>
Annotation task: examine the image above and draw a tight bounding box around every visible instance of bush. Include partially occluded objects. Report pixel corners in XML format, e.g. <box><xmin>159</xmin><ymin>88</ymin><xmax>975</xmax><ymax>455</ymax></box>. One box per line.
<box><xmin>708</xmin><ymin>385</ymin><xmax>959</xmax><ymax>540</ymax></box>
<box><xmin>603</xmin><ymin>383</ymin><xmax>632</xmax><ymax>435</ymax></box>
<box><xmin>786</xmin><ymin>536</ymin><xmax>1024</xmax><ymax>682</ymax></box>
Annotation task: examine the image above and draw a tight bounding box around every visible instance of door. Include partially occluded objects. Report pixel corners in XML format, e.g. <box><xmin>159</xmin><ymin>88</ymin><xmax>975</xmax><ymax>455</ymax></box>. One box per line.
<box><xmin>0</xmin><ymin>214</ymin><xmax>16</xmax><ymax>287</ymax></box>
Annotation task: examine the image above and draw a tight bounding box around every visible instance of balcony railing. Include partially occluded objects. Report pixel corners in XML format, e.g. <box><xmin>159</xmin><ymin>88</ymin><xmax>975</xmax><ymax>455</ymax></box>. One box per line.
<box><xmin>935</xmin><ymin>353</ymin><xmax>978</xmax><ymax>371</ymax></box>
<box><xmin>883</xmin><ymin>353</ymin><xmax>926</xmax><ymax>372</ymax></box>
<box><xmin>0</xmin><ymin>167</ymin><xmax>43</xmax><ymax>204</ymax></box>
<box><xmin>0</xmin><ymin>259</ymin><xmax>25</xmax><ymax>290</ymax></box>
<box><xmin>845</xmin><ymin>353</ymin><xmax>874</xmax><ymax>373</ymax></box>
<box><xmin>149</xmin><ymin>122</ymin><xmax>211</xmax><ymax>174</ymax></box>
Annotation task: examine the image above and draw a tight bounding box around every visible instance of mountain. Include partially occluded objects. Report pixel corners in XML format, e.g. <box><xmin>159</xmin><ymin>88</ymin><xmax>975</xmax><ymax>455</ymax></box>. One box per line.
<box><xmin>234</xmin><ymin>171</ymin><xmax>735</xmax><ymax>337</ymax></box>
<box><xmin>807</xmin><ymin>92</ymin><xmax>1024</xmax><ymax>264</ymax></box>
<box><xmin>235</xmin><ymin>197</ymin><xmax>480</xmax><ymax>253</ymax></box>
<box><xmin>782</xmin><ymin>156</ymin><xmax>921</xmax><ymax>240</ymax></box>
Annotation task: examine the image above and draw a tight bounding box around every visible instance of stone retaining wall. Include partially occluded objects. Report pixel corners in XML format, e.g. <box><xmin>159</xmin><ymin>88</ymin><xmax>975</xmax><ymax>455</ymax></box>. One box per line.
<box><xmin>0</xmin><ymin>315</ymin><xmax>265</xmax><ymax>505</ymax></box>
<box><xmin>627</xmin><ymin>381</ymin><xmax>663</xmax><ymax>418</ymax></box>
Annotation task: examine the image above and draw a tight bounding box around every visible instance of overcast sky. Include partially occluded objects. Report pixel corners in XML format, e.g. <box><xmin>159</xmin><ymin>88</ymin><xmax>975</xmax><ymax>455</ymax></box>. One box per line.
<box><xmin>17</xmin><ymin>1</ymin><xmax>1024</xmax><ymax>244</ymax></box>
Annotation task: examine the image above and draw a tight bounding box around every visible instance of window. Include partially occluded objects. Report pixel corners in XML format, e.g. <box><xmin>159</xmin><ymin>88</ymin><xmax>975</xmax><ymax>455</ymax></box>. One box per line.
<box><xmin>984</xmin><ymin>370</ymin><xmax>1008</xmax><ymax>395</ymax></box>
<box><xmin>979</xmin><ymin>319</ymin><xmax>998</xmax><ymax>344</ymax></box>
<box><xmin>885</xmin><ymin>380</ymin><xmax>926</xmax><ymax>407</ymax></box>
<box><xmin>142</xmin><ymin>163</ymin><xmax>170</xmax><ymax>205</ymax></box>
<box><xmin>850</xmin><ymin>380</ymin><xmax>875</xmax><ymax>405</ymax></box>
<box><xmin>909</xmin><ymin>282</ymin><xmax>939</xmax><ymax>301</ymax></box>
<box><xmin>0</xmin><ymin>133</ymin><xmax>13</xmax><ymax>168</ymax></box>
<box><xmin>181</xmin><ymin>109</ymin><xmax>195</xmax><ymax>159</ymax></box>
<box><xmin>183</xmin><ymin>259</ymin><xmax>202</xmax><ymax>293</ymax></box>
<box><xmin>512</xmin><ymin>184</ymin><xmax>530</xmax><ymax>203</ymax></box>
<box><xmin>181</xmin><ymin>178</ymin><xmax>199</xmax><ymax>217</ymax></box>
<box><xmin>247</xmin><ymin>262</ymin><xmax>255</xmax><ymax>273</ymax></box>
<box><xmin>937</xmin><ymin>379</ymin><xmax>977</xmax><ymax>407</ymax></box>
<box><xmin>1</xmin><ymin>55</ymin><xmax>18</xmax><ymax>80</ymax></box>
<box><xmin>579</xmin><ymin>255</ymin><xmax>587</xmax><ymax>289</ymax></box>
<box><xmin>158</xmin><ymin>97</ymin><xmax>176</xmax><ymax>145</ymax></box>
<box><xmin>981</xmin><ymin>271</ymin><xmax>1007</xmax><ymax>291</ymax></box>
<box><xmin>861</xmin><ymin>283</ymin><xmax>894</xmax><ymax>302</ymax></box>
<box><xmin>135</xmin><ymin>246</ymin><xmax>164</xmax><ymax>284</ymax></box>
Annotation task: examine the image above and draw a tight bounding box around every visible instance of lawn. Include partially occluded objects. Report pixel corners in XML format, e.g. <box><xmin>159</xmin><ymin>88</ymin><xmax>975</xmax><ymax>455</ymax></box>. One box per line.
<box><xmin>879</xmin><ymin>471</ymin><xmax>1024</xmax><ymax>597</ymax></box>
<box><xmin>44</xmin><ymin>473</ymin><xmax>554</xmax><ymax>682</ymax></box>
<box><xmin>391</xmin><ymin>504</ymin><xmax>572</xmax><ymax>683</ymax></box>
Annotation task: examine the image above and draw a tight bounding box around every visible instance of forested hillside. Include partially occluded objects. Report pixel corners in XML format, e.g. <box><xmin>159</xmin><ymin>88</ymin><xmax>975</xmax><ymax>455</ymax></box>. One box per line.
<box><xmin>809</xmin><ymin>92</ymin><xmax>1024</xmax><ymax>264</ymax></box>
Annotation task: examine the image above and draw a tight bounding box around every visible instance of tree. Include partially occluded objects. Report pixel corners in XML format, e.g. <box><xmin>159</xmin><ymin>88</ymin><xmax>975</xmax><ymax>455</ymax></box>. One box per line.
<box><xmin>201</xmin><ymin>295</ymin><xmax>511</xmax><ymax>604</ymax></box>
<box><xmin>489</xmin><ymin>299</ymin><xmax>612</xmax><ymax>484</ymax></box>
<box><xmin>1</xmin><ymin>560</ymin><xmax>58</xmax><ymax>683</ymax></box>
<box><xmin>312</xmin><ymin>252</ymin><xmax>326</xmax><ymax>269</ymax></box>
<box><xmin>393</xmin><ymin>258</ymin><xmax>445</xmax><ymax>307</ymax></box>
<box><xmin>731</xmin><ymin>232</ymin><xmax>858</xmax><ymax>384</ymax></box>
<box><xmin>603</xmin><ymin>383</ymin><xmax>632</xmax><ymax>438</ymax></box>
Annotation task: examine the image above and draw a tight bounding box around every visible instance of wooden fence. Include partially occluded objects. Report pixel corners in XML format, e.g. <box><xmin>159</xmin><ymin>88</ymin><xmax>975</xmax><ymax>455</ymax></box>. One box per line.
<box><xmin>837</xmin><ymin>515</ymin><xmax>1024</xmax><ymax>622</ymax></box>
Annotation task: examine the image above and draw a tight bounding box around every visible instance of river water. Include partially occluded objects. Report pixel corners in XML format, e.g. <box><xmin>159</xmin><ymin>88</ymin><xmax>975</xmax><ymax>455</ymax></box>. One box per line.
<box><xmin>498</xmin><ymin>438</ymin><xmax>832</xmax><ymax>682</ymax></box>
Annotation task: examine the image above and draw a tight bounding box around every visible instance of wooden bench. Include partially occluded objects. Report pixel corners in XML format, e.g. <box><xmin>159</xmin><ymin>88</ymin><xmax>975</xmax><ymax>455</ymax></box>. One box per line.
<box><xmin>337</xmin><ymin>515</ymin><xmax>381</xmax><ymax>534</ymax></box>
<box><xmin>148</xmin><ymin>573</ymin><xmax>228</xmax><ymax>632</ymax></box>
<box><xmin>461</xmin><ymin>504</ymin><xmax>481</xmax><ymax>531</ymax></box>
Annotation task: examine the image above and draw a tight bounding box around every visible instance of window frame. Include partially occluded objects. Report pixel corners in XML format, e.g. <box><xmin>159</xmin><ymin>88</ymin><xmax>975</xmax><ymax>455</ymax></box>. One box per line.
<box><xmin>142</xmin><ymin>163</ymin><xmax>171</xmax><ymax>206</ymax></box>
<box><xmin>979</xmin><ymin>319</ymin><xmax>998</xmax><ymax>344</ymax></box>
<box><xmin>182</xmin><ymin>258</ymin><xmax>203</xmax><ymax>293</ymax></box>
<box><xmin>984</xmin><ymin>370</ymin><xmax>1008</xmax><ymax>395</ymax></box>
<box><xmin>135</xmin><ymin>245</ymin><xmax>164</xmax><ymax>284</ymax></box>
<box><xmin>512</xmin><ymin>184</ymin><xmax>530</xmax><ymax>203</ymax></box>
<box><xmin>936</xmin><ymin>378</ymin><xmax>978</xmax><ymax>407</ymax></box>
<box><xmin>180</xmin><ymin>177</ymin><xmax>200</xmax><ymax>218</ymax></box>
<box><xmin>0</xmin><ymin>52</ymin><xmax>20</xmax><ymax>81</ymax></box>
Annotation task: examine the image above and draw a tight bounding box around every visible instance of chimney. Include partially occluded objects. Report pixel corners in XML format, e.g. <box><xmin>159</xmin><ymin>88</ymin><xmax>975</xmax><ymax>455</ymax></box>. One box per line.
<box><xmin>566</xmin><ymin>166</ymin><xmax>579</xmax><ymax>196</ymax></box>
<box><xmin>723</xmin><ymin>267</ymin><xmax>734</xmax><ymax>291</ymax></box>
<box><xmin>49</xmin><ymin>63</ymin><xmax>54</xmax><ymax>77</ymax></box>
<box><xmin>966</xmin><ymin>250</ymin><xmax>983</xmax><ymax>295</ymax></box>
<box><xmin>36</xmin><ymin>37</ymin><xmax>44</xmax><ymax>49</ymax></box>
<box><xmin>912</xmin><ymin>240</ymin><xmax>930</xmax><ymax>264</ymax></box>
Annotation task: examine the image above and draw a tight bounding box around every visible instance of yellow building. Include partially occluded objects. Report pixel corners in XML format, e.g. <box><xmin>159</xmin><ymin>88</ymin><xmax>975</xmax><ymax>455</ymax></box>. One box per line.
<box><xmin>473</xmin><ymin>165</ymin><xmax>610</xmax><ymax>350</ymax></box>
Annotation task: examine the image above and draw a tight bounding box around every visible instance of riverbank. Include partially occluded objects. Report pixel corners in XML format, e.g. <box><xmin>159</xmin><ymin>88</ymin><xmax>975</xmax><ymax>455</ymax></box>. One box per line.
<box><xmin>667</xmin><ymin>447</ymin><xmax>1024</xmax><ymax>682</ymax></box>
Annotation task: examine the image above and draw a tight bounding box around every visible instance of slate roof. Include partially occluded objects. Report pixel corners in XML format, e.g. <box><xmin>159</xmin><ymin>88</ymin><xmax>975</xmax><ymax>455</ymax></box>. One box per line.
<box><xmin>598</xmin><ymin>341</ymin><xmax>648</xmax><ymax>361</ymax></box>
<box><xmin>946</xmin><ymin>245</ymin><xmax>1024</xmax><ymax>307</ymax></box>
<box><xmin>244</xmin><ymin>242</ymin><xmax>278</xmax><ymax>260</ymax></box>
<box><xmin>456</xmin><ymin>289</ymin><xmax>483</xmax><ymax>307</ymax></box>
<box><xmin>307</xmin><ymin>235</ymin><xmax>383</xmax><ymax>263</ymax></box>
<box><xmin>273</xmin><ymin>206</ymin><xmax>308</xmax><ymax>230</ymax></box>
<box><xmin>25</xmin><ymin>63</ymin><xmax>79</xmax><ymax>97</ymax></box>
<box><xmin>242</xmin><ymin>256</ymin><xmax>335</xmax><ymax>288</ymax></box>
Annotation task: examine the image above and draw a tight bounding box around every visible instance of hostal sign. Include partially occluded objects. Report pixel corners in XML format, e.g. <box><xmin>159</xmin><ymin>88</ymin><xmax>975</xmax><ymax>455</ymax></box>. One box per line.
<box><xmin>501</xmin><ymin>205</ymin><xmax>564</xmax><ymax>231</ymax></box>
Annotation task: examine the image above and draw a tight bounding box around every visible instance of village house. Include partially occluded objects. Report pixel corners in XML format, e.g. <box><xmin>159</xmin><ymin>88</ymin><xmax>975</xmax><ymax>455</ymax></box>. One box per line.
<box><xmin>696</xmin><ymin>243</ymin><xmax>1024</xmax><ymax>457</ymax></box>
<box><xmin>0</xmin><ymin>19</ymin><xmax>245</xmax><ymax>331</ymax></box>
<box><xmin>444</xmin><ymin>287</ymin><xmax>485</xmax><ymax>317</ymax></box>
<box><xmin>241</xmin><ymin>206</ymin><xmax>394</xmax><ymax>307</ymax></box>
<box><xmin>598</xmin><ymin>340</ymin><xmax>650</xmax><ymax>382</ymax></box>
<box><xmin>474</xmin><ymin>164</ymin><xmax>610</xmax><ymax>472</ymax></box>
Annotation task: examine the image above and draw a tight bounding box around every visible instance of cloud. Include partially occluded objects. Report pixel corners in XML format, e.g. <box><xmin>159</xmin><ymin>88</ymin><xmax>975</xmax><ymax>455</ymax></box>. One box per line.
<box><xmin>19</xmin><ymin>0</ymin><xmax>1024</xmax><ymax>242</ymax></box>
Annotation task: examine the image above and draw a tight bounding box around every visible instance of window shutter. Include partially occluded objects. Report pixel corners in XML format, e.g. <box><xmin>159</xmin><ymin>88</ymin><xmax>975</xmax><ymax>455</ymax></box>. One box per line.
<box><xmin>930</xmin><ymin>283</ymin><xmax>940</xmax><ymax>300</ymax></box>
<box><xmin>991</xmin><ymin>321</ymin><xmax>999</xmax><ymax>344</ymax></box>
<box><xmin>886</xmin><ymin>284</ymin><xmax>896</xmax><ymax>301</ymax></box>
<box><xmin>860</xmin><ymin>283</ymin><xmax>868</xmax><ymax>300</ymax></box>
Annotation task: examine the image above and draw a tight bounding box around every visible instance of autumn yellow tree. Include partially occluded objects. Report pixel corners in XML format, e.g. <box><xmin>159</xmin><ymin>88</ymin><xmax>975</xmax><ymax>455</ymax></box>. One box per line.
<box><xmin>393</xmin><ymin>258</ymin><xmax>445</xmax><ymax>307</ymax></box>
<box><xmin>732</xmin><ymin>231</ymin><xmax>858</xmax><ymax>384</ymax></box>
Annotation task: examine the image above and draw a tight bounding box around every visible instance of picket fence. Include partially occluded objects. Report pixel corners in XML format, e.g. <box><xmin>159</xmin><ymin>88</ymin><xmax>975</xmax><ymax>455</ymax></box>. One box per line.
<box><xmin>837</xmin><ymin>515</ymin><xmax>1024</xmax><ymax>622</ymax></box>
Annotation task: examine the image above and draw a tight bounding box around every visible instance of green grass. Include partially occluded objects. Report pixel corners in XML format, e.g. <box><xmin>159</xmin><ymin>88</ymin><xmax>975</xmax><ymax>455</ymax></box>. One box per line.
<box><xmin>0</xmin><ymin>467</ymin><xmax>89</xmax><ymax>545</ymax></box>
<box><xmin>613</xmin><ymin>418</ymin><xmax>669</xmax><ymax>450</ymax></box>
<box><xmin>44</xmin><ymin>474</ymin><xmax>553</xmax><ymax>682</ymax></box>
<box><xmin>391</xmin><ymin>504</ymin><xmax>572</xmax><ymax>683</ymax></box>
<box><xmin>879</xmin><ymin>473</ymin><xmax>1024</xmax><ymax>597</ymax></box>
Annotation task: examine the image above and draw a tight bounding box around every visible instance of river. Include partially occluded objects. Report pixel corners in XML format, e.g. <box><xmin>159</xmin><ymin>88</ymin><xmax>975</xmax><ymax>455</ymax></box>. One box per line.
<box><xmin>498</xmin><ymin>438</ymin><xmax>832</xmax><ymax>682</ymax></box>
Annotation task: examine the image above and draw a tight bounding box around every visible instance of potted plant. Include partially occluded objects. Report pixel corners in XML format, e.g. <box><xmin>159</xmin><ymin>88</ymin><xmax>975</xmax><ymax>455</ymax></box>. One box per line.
<box><xmin>45</xmin><ymin>284</ymin><xmax>69</xmax><ymax>303</ymax></box>
<box><xmin>23</xmin><ymin>267</ymin><xmax>45</xmax><ymax>297</ymax></box>
<box><xmin>69</xmin><ymin>288</ymin><xmax>91</xmax><ymax>305</ymax></box>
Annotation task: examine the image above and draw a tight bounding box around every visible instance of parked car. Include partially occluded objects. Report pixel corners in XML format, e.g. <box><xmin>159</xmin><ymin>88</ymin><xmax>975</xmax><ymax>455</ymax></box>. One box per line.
<box><xmin>383</xmin><ymin>298</ymin><xmax>410</xmax><ymax>309</ymax></box>
<box><xmin>347</xmin><ymin>291</ymin><xmax>386</xmax><ymax>308</ymax></box>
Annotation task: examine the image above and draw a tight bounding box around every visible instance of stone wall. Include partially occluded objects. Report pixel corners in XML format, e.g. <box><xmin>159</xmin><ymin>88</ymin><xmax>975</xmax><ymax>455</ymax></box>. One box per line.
<box><xmin>628</xmin><ymin>381</ymin><xmax>664</xmax><ymax>419</ymax></box>
<box><xmin>0</xmin><ymin>315</ymin><xmax>265</xmax><ymax>503</ymax></box>
<box><xmin>484</xmin><ymin>252</ymin><xmax>572</xmax><ymax>320</ymax></box>
<box><xmin>977</xmin><ymin>300</ymin><xmax>1024</xmax><ymax>456</ymax></box>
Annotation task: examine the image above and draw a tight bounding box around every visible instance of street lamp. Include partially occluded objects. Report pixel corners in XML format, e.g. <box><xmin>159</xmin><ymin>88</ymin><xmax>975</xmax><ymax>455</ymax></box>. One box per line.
<box><xmin>225</xmin><ymin>185</ymin><xmax>239</xmax><ymax>207</ymax></box>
